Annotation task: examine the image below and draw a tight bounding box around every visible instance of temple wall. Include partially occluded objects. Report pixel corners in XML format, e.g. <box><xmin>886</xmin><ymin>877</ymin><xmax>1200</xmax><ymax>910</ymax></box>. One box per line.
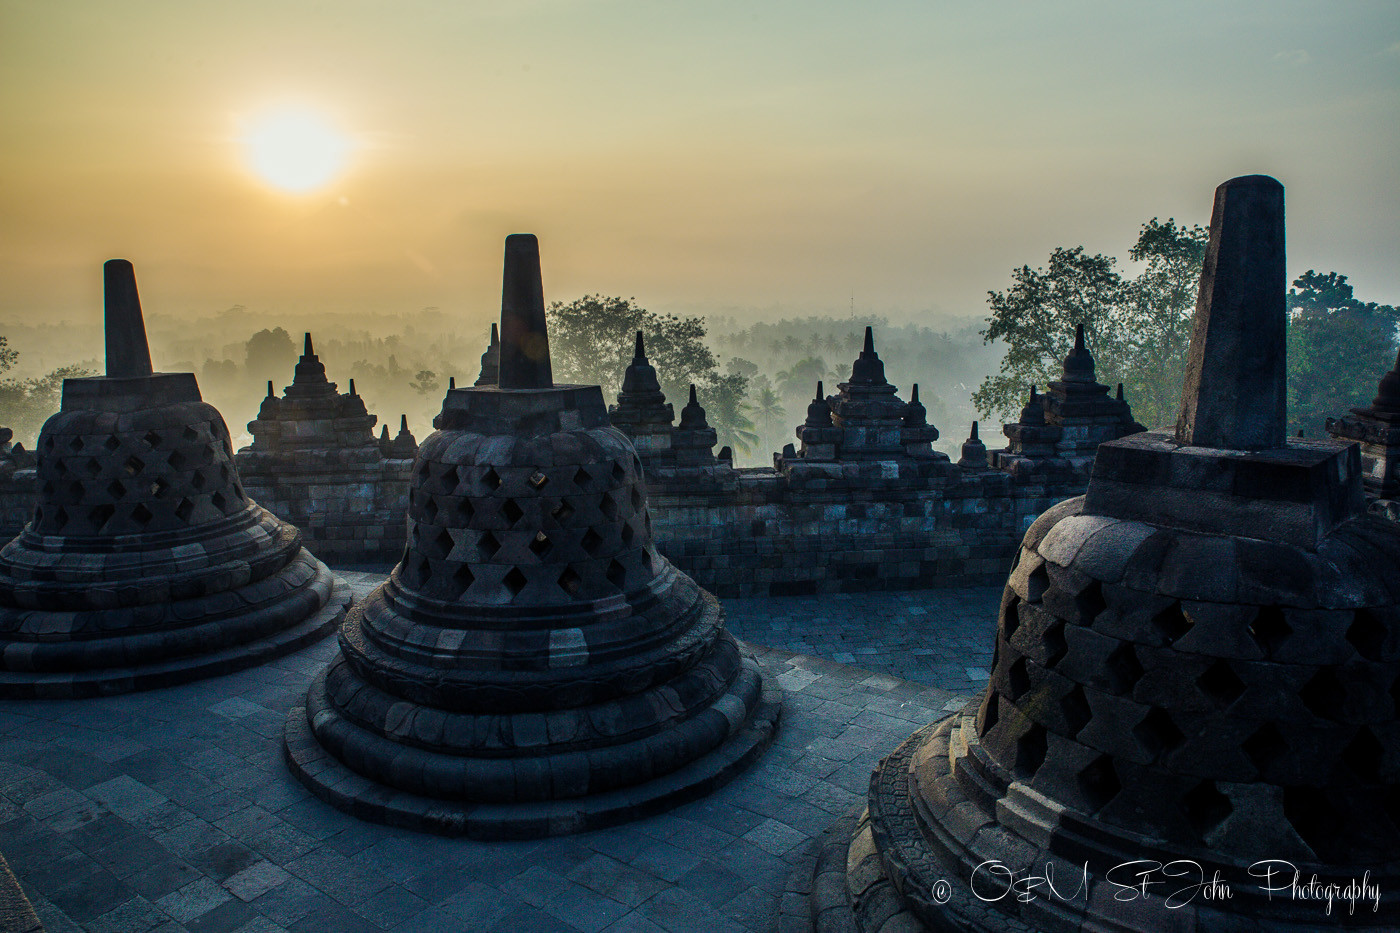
<box><xmin>234</xmin><ymin>456</ymin><xmax>415</xmax><ymax>565</ymax></box>
<box><xmin>644</xmin><ymin>466</ymin><xmax>1082</xmax><ymax>597</ymax></box>
<box><xmin>0</xmin><ymin>471</ymin><xmax>36</xmax><ymax>541</ymax></box>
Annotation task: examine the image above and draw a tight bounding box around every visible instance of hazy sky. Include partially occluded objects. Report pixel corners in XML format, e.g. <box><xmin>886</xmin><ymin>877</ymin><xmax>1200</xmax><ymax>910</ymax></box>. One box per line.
<box><xmin>2</xmin><ymin>1</ymin><xmax>1397</xmax><ymax>347</ymax></box>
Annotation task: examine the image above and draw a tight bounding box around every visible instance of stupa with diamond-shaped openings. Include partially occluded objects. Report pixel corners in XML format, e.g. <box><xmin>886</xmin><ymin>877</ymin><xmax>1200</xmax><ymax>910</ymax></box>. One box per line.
<box><xmin>283</xmin><ymin>234</ymin><xmax>781</xmax><ymax>838</ymax></box>
<box><xmin>0</xmin><ymin>261</ymin><xmax>351</xmax><ymax>698</ymax></box>
<box><xmin>799</xmin><ymin>176</ymin><xmax>1400</xmax><ymax>931</ymax></box>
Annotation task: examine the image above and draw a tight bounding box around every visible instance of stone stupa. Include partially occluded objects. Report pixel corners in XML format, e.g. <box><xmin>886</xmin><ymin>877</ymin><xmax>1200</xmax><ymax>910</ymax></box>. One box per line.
<box><xmin>802</xmin><ymin>176</ymin><xmax>1400</xmax><ymax>930</ymax></box>
<box><xmin>0</xmin><ymin>261</ymin><xmax>351</xmax><ymax>698</ymax></box>
<box><xmin>284</xmin><ymin>234</ymin><xmax>781</xmax><ymax>838</ymax></box>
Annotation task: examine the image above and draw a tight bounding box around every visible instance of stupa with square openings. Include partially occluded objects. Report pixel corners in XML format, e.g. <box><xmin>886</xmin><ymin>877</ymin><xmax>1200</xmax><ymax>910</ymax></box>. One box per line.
<box><xmin>798</xmin><ymin>176</ymin><xmax>1400</xmax><ymax>931</ymax></box>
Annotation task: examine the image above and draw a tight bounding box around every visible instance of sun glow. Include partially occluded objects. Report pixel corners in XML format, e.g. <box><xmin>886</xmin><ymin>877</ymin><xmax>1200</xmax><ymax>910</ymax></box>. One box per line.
<box><xmin>242</xmin><ymin>108</ymin><xmax>350</xmax><ymax>192</ymax></box>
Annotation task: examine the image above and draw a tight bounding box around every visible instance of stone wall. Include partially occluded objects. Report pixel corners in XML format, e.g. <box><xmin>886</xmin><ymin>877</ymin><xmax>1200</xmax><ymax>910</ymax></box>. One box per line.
<box><xmin>235</xmin><ymin>452</ymin><xmax>415</xmax><ymax>565</ymax></box>
<box><xmin>0</xmin><ymin>470</ymin><xmax>35</xmax><ymax>543</ymax></box>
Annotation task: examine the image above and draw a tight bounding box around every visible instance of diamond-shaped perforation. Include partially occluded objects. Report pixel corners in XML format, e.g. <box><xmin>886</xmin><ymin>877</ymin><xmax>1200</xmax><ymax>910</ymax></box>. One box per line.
<box><xmin>446</xmin><ymin>564</ymin><xmax>474</xmax><ymax>600</ymax></box>
<box><xmin>1197</xmin><ymin>660</ymin><xmax>1245</xmax><ymax>706</ymax></box>
<box><xmin>175</xmin><ymin>499</ymin><xmax>195</xmax><ymax>523</ymax></box>
<box><xmin>529</xmin><ymin>532</ymin><xmax>552</xmax><ymax>558</ymax></box>
<box><xmin>580</xmin><ymin>528</ymin><xmax>603</xmax><ymax>556</ymax></box>
<box><xmin>53</xmin><ymin>459</ymin><xmax>69</xmax><ymax>477</ymax></box>
<box><xmin>573</xmin><ymin>466</ymin><xmax>591</xmax><ymax>490</ymax></box>
<box><xmin>182</xmin><ymin>426</ymin><xmax>198</xmax><ymax>443</ymax></box>
<box><xmin>433</xmin><ymin>528</ymin><xmax>455</xmax><ymax>559</ymax></box>
<box><xmin>528</xmin><ymin>471</ymin><xmax>549</xmax><ymax>491</ymax></box>
<box><xmin>455</xmin><ymin>498</ymin><xmax>475</xmax><ymax>523</ymax></box>
<box><xmin>210</xmin><ymin>491</ymin><xmax>228</xmax><ymax>514</ymax></box>
<box><xmin>88</xmin><ymin>504</ymin><xmax>114</xmax><ymax>529</ymax></box>
<box><xmin>131</xmin><ymin>503</ymin><xmax>154</xmax><ymax>527</ymax></box>
<box><xmin>66</xmin><ymin>436</ymin><xmax>83</xmax><ymax>453</ymax></box>
<box><xmin>1248</xmin><ymin>606</ymin><xmax>1292</xmax><ymax>656</ymax></box>
<box><xmin>1077</xmin><ymin>754</ymin><xmax>1120</xmax><ymax>813</ymax></box>
<box><xmin>1074</xmin><ymin>580</ymin><xmax>1107</xmax><ymax>624</ymax></box>
<box><xmin>422</xmin><ymin>498</ymin><xmax>439</xmax><ymax>524</ymax></box>
<box><xmin>502</xmin><ymin>499</ymin><xmax>524</xmax><ymax>525</ymax></box>
<box><xmin>123</xmin><ymin>455</ymin><xmax>144</xmax><ymax>477</ymax></box>
<box><xmin>1300</xmin><ymin>668</ymin><xmax>1347</xmax><ymax>721</ymax></box>
<box><xmin>148</xmin><ymin>477</ymin><xmax>170</xmax><ymax>498</ymax></box>
<box><xmin>438</xmin><ymin>466</ymin><xmax>460</xmax><ymax>495</ymax></box>
<box><xmin>167</xmin><ymin>449</ymin><xmax>186</xmax><ymax>470</ymax></box>
<box><xmin>143</xmin><ymin>430</ymin><xmax>162</xmax><ymax>449</ymax></box>
<box><xmin>107</xmin><ymin>480</ymin><xmax>126</xmax><ymax>500</ymax></box>
<box><xmin>1043</xmin><ymin>620</ymin><xmax>1068</xmax><ymax>669</ymax></box>
<box><xmin>551</xmin><ymin>500</ymin><xmax>575</xmax><ymax>523</ymax></box>
<box><xmin>1060</xmin><ymin>685</ymin><xmax>1091</xmax><ymax>738</ymax></box>
<box><xmin>621</xmin><ymin>522</ymin><xmax>635</xmax><ymax>547</ymax></box>
<box><xmin>600</xmin><ymin>492</ymin><xmax>619</xmax><ymax>521</ymax></box>
<box><xmin>611</xmin><ymin>462</ymin><xmax>626</xmax><ymax>483</ymax></box>
<box><xmin>83</xmin><ymin>457</ymin><xmax>101</xmax><ymax>477</ymax></box>
<box><xmin>52</xmin><ymin>507</ymin><xmax>68</xmax><ymax>530</ymax></box>
<box><xmin>1182</xmin><ymin>780</ymin><xmax>1231</xmax><ymax>839</ymax></box>
<box><xmin>630</xmin><ymin>486</ymin><xmax>644</xmax><ymax>511</ymax></box>
<box><xmin>503</xmin><ymin>567</ymin><xmax>528</xmax><ymax>598</ymax></box>
<box><xmin>1133</xmin><ymin>707</ymin><xmax>1185</xmax><ymax>758</ymax></box>
<box><xmin>1341</xmin><ymin>727</ymin><xmax>1384</xmax><ymax>783</ymax></box>
<box><xmin>1006</xmin><ymin>656</ymin><xmax>1030</xmax><ymax>701</ymax></box>
<box><xmin>1243</xmin><ymin>722</ymin><xmax>1288</xmax><ymax>777</ymax></box>
<box><xmin>1347</xmin><ymin>609</ymin><xmax>1387</xmax><ymax>661</ymax></box>
<box><xmin>1104</xmin><ymin>643</ymin><xmax>1143</xmax><ymax>695</ymax></box>
<box><xmin>67</xmin><ymin>480</ymin><xmax>83</xmax><ymax>500</ymax></box>
<box><xmin>103</xmin><ymin>435</ymin><xmax>120</xmax><ymax>452</ymax></box>
<box><xmin>477</xmin><ymin>530</ymin><xmax>501</xmax><ymax>560</ymax></box>
<box><xmin>1152</xmin><ymin>602</ymin><xmax>1194</xmax><ymax>644</ymax></box>
<box><xmin>1002</xmin><ymin>596</ymin><xmax>1020</xmax><ymax>641</ymax></box>
<box><xmin>979</xmin><ymin>692</ymin><xmax>999</xmax><ymax>736</ymax></box>
<box><xmin>190</xmin><ymin>470</ymin><xmax>206</xmax><ymax>492</ymax></box>
<box><xmin>1014</xmin><ymin>723</ymin><xmax>1048</xmax><ymax>778</ymax></box>
<box><xmin>607</xmin><ymin>559</ymin><xmax>626</xmax><ymax>590</ymax></box>
<box><xmin>482</xmin><ymin>467</ymin><xmax>502</xmax><ymax>491</ymax></box>
<box><xmin>417</xmin><ymin>461</ymin><xmax>432</xmax><ymax>482</ymax></box>
<box><xmin>558</xmin><ymin>566</ymin><xmax>582</xmax><ymax>596</ymax></box>
<box><xmin>414</xmin><ymin>557</ymin><xmax>433</xmax><ymax>587</ymax></box>
<box><xmin>1025</xmin><ymin>563</ymin><xmax>1049</xmax><ymax>603</ymax></box>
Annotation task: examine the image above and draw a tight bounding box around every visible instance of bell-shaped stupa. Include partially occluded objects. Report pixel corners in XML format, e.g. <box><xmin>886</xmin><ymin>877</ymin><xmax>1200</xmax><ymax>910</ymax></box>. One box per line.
<box><xmin>802</xmin><ymin>176</ymin><xmax>1400</xmax><ymax>931</ymax></box>
<box><xmin>284</xmin><ymin>235</ymin><xmax>780</xmax><ymax>838</ymax></box>
<box><xmin>0</xmin><ymin>261</ymin><xmax>350</xmax><ymax>698</ymax></box>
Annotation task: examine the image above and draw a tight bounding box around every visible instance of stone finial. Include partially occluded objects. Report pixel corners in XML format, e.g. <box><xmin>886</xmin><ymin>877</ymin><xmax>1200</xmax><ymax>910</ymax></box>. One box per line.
<box><xmin>291</xmin><ymin>332</ymin><xmax>331</xmax><ymax>388</ymax></box>
<box><xmin>1175</xmin><ymin>175</ymin><xmax>1287</xmax><ymax>450</ymax></box>
<box><xmin>475</xmin><ymin>323</ymin><xmax>500</xmax><ymax>386</ymax></box>
<box><xmin>632</xmin><ymin>330</ymin><xmax>645</xmax><ymax>364</ymax></box>
<box><xmin>1116</xmin><ymin>383</ymin><xmax>1124</xmax><ymax>401</ymax></box>
<box><xmin>349</xmin><ymin>378</ymin><xmax>357</xmax><ymax>395</ymax></box>
<box><xmin>304</xmin><ymin>332</ymin><xmax>314</xmax><ymax>356</ymax></box>
<box><xmin>903</xmin><ymin>384</ymin><xmax>928</xmax><ymax>427</ymax></box>
<box><xmin>848</xmin><ymin>326</ymin><xmax>887</xmax><ymax>385</ymax></box>
<box><xmin>104</xmin><ymin>259</ymin><xmax>154</xmax><ymax>378</ymax></box>
<box><xmin>448</xmin><ymin>376</ymin><xmax>455</xmax><ymax>391</ymax></box>
<box><xmin>1060</xmin><ymin>323</ymin><xmax>1096</xmax><ymax>383</ymax></box>
<box><xmin>1366</xmin><ymin>348</ymin><xmax>1400</xmax><ymax>416</ymax></box>
<box><xmin>804</xmin><ymin>381</ymin><xmax>832</xmax><ymax>427</ymax></box>
<box><xmin>266</xmin><ymin>380</ymin><xmax>275</xmax><ymax>397</ymax></box>
<box><xmin>620</xmin><ymin>331</ymin><xmax>665</xmax><ymax>397</ymax></box>
<box><xmin>497</xmin><ymin>234</ymin><xmax>552</xmax><ymax>390</ymax></box>
<box><xmin>678</xmin><ymin>384</ymin><xmax>708</xmax><ymax>430</ymax></box>
<box><xmin>958</xmin><ymin>420</ymin><xmax>988</xmax><ymax>470</ymax></box>
<box><xmin>1020</xmin><ymin>385</ymin><xmax>1046</xmax><ymax>426</ymax></box>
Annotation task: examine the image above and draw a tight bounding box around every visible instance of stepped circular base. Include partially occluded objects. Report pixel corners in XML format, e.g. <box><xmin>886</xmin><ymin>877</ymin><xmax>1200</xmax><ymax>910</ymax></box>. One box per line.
<box><xmin>0</xmin><ymin>564</ymin><xmax>349</xmax><ymax>699</ymax></box>
<box><xmin>282</xmin><ymin>650</ymin><xmax>782</xmax><ymax>839</ymax></box>
<box><xmin>802</xmin><ymin>711</ymin><xmax>1399</xmax><ymax>932</ymax></box>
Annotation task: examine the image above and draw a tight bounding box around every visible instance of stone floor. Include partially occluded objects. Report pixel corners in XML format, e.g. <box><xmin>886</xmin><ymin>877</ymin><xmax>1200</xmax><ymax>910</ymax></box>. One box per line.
<box><xmin>0</xmin><ymin>570</ymin><xmax>1003</xmax><ymax>933</ymax></box>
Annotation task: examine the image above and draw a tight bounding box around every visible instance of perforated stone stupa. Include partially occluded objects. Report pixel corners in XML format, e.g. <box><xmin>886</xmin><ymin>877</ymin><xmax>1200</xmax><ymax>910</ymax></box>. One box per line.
<box><xmin>0</xmin><ymin>261</ymin><xmax>350</xmax><ymax>698</ymax></box>
<box><xmin>284</xmin><ymin>234</ymin><xmax>781</xmax><ymax>838</ymax></box>
<box><xmin>802</xmin><ymin>176</ymin><xmax>1400</xmax><ymax>931</ymax></box>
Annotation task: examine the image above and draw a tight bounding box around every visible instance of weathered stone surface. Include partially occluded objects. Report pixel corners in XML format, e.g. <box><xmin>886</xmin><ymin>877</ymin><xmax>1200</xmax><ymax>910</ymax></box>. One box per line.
<box><xmin>285</xmin><ymin>235</ymin><xmax>780</xmax><ymax>837</ymax></box>
<box><xmin>0</xmin><ymin>261</ymin><xmax>349</xmax><ymax>698</ymax></box>
<box><xmin>1176</xmin><ymin>175</ymin><xmax>1287</xmax><ymax>450</ymax></box>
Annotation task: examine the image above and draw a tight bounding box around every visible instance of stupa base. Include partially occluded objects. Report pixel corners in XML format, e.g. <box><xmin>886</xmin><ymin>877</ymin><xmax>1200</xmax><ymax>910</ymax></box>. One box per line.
<box><xmin>282</xmin><ymin>650</ymin><xmax>782</xmax><ymax>840</ymax></box>
<box><xmin>0</xmin><ymin>563</ymin><xmax>350</xmax><ymax>699</ymax></box>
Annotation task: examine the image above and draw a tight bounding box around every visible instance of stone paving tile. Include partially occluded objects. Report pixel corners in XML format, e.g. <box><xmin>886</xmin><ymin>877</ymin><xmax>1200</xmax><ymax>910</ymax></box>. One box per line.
<box><xmin>0</xmin><ymin>574</ymin><xmax>992</xmax><ymax>932</ymax></box>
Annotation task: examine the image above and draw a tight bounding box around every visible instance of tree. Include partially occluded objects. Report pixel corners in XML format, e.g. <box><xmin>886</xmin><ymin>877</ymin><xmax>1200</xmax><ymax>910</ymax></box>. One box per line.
<box><xmin>547</xmin><ymin>295</ymin><xmax>754</xmax><ymax>452</ymax></box>
<box><xmin>973</xmin><ymin>219</ymin><xmax>1208</xmax><ymax>429</ymax></box>
<box><xmin>1287</xmin><ymin>271</ymin><xmax>1399</xmax><ymax>437</ymax></box>
<box><xmin>0</xmin><ymin>337</ymin><xmax>17</xmax><ymax>376</ymax></box>
<box><xmin>0</xmin><ymin>363</ymin><xmax>96</xmax><ymax>445</ymax></box>
<box><xmin>410</xmin><ymin>370</ymin><xmax>440</xmax><ymax>396</ymax></box>
<box><xmin>244</xmin><ymin>327</ymin><xmax>298</xmax><ymax>387</ymax></box>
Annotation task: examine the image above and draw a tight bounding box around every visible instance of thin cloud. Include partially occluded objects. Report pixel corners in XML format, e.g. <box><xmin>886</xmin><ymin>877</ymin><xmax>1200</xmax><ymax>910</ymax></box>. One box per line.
<box><xmin>1274</xmin><ymin>49</ymin><xmax>1311</xmax><ymax>66</ymax></box>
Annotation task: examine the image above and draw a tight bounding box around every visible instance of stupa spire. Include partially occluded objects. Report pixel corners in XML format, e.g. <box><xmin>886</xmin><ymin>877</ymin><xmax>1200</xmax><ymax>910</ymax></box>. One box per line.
<box><xmin>104</xmin><ymin>259</ymin><xmax>154</xmax><ymax>378</ymax></box>
<box><xmin>497</xmin><ymin>234</ymin><xmax>552</xmax><ymax>389</ymax></box>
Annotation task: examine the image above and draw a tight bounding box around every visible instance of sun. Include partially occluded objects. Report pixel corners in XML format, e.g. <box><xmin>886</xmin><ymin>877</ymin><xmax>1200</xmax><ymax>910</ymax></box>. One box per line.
<box><xmin>242</xmin><ymin>108</ymin><xmax>350</xmax><ymax>193</ymax></box>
